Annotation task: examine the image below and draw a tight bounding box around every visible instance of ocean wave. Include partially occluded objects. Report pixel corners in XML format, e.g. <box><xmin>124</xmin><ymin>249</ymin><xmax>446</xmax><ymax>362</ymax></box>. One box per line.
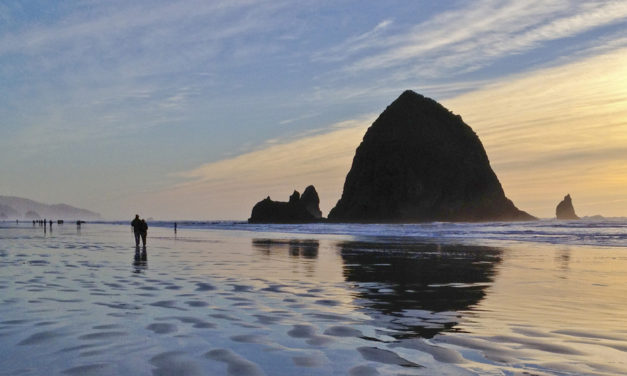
<box><xmin>92</xmin><ymin>219</ymin><xmax>627</xmax><ymax>247</ymax></box>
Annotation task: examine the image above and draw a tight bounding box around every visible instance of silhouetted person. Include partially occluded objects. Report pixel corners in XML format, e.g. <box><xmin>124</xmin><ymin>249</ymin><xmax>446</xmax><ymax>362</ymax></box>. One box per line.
<box><xmin>174</xmin><ymin>222</ymin><xmax>177</xmax><ymax>234</ymax></box>
<box><xmin>131</xmin><ymin>214</ymin><xmax>142</xmax><ymax>246</ymax></box>
<box><xmin>49</xmin><ymin>220</ymin><xmax>52</xmax><ymax>227</ymax></box>
<box><xmin>140</xmin><ymin>219</ymin><xmax>148</xmax><ymax>247</ymax></box>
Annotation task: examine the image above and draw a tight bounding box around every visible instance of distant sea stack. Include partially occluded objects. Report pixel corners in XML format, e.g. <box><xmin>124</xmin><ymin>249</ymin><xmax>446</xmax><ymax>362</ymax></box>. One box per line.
<box><xmin>249</xmin><ymin>185</ymin><xmax>323</xmax><ymax>223</ymax></box>
<box><xmin>556</xmin><ymin>194</ymin><xmax>579</xmax><ymax>220</ymax></box>
<box><xmin>328</xmin><ymin>90</ymin><xmax>535</xmax><ymax>222</ymax></box>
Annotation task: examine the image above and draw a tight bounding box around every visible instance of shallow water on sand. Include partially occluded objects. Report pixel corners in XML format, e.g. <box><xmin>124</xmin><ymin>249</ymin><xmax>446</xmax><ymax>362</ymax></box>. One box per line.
<box><xmin>1</xmin><ymin>223</ymin><xmax>626</xmax><ymax>375</ymax></box>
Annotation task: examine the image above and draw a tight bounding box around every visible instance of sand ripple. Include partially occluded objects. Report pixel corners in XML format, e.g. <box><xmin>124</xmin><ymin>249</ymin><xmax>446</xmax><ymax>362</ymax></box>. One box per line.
<box><xmin>206</xmin><ymin>349</ymin><xmax>265</xmax><ymax>376</ymax></box>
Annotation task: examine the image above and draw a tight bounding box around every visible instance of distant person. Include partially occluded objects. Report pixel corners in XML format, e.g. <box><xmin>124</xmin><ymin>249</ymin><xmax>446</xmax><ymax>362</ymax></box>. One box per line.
<box><xmin>140</xmin><ymin>219</ymin><xmax>148</xmax><ymax>247</ymax></box>
<box><xmin>131</xmin><ymin>215</ymin><xmax>142</xmax><ymax>246</ymax></box>
<box><xmin>174</xmin><ymin>222</ymin><xmax>177</xmax><ymax>234</ymax></box>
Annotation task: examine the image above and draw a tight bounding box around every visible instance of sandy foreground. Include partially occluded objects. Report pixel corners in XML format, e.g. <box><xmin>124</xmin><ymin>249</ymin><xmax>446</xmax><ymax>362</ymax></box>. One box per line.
<box><xmin>1</xmin><ymin>223</ymin><xmax>626</xmax><ymax>375</ymax></box>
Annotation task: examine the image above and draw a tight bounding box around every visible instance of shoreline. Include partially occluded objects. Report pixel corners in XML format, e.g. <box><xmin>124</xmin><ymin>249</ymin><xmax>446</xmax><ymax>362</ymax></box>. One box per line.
<box><xmin>8</xmin><ymin>218</ymin><xmax>621</xmax><ymax>248</ymax></box>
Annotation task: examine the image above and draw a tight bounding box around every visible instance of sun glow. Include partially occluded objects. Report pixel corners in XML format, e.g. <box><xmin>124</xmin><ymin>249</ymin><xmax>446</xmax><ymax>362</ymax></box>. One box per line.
<box><xmin>445</xmin><ymin>47</ymin><xmax>627</xmax><ymax>217</ymax></box>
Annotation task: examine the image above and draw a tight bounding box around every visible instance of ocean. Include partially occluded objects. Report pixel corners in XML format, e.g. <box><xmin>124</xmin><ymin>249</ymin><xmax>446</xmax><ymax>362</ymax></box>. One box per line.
<box><xmin>1</xmin><ymin>220</ymin><xmax>626</xmax><ymax>375</ymax></box>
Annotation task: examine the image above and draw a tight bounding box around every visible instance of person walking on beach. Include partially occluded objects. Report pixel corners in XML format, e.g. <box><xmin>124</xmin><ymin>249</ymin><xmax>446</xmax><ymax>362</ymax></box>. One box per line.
<box><xmin>140</xmin><ymin>219</ymin><xmax>148</xmax><ymax>247</ymax></box>
<box><xmin>131</xmin><ymin>214</ymin><xmax>142</xmax><ymax>246</ymax></box>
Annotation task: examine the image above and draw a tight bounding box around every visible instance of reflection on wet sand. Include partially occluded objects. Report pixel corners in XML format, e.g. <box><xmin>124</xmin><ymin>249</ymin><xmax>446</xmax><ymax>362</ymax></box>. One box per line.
<box><xmin>339</xmin><ymin>241</ymin><xmax>502</xmax><ymax>339</ymax></box>
<box><xmin>133</xmin><ymin>246</ymin><xmax>147</xmax><ymax>273</ymax></box>
<box><xmin>251</xmin><ymin>238</ymin><xmax>502</xmax><ymax>340</ymax></box>
<box><xmin>252</xmin><ymin>239</ymin><xmax>320</xmax><ymax>278</ymax></box>
<box><xmin>252</xmin><ymin>239</ymin><xmax>319</xmax><ymax>259</ymax></box>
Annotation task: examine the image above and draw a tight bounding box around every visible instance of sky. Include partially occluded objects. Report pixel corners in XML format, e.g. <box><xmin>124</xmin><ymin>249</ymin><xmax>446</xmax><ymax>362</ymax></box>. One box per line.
<box><xmin>1</xmin><ymin>0</ymin><xmax>626</xmax><ymax>220</ymax></box>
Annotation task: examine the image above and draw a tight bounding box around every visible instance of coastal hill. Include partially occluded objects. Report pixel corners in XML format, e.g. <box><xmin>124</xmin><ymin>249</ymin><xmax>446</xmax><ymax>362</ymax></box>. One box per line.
<box><xmin>0</xmin><ymin>204</ymin><xmax>19</xmax><ymax>219</ymax></box>
<box><xmin>328</xmin><ymin>90</ymin><xmax>535</xmax><ymax>222</ymax></box>
<box><xmin>0</xmin><ymin>196</ymin><xmax>101</xmax><ymax>220</ymax></box>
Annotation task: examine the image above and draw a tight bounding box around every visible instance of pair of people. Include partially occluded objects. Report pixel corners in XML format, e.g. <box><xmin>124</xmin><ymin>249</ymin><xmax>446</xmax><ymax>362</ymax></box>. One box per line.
<box><xmin>131</xmin><ymin>214</ymin><xmax>148</xmax><ymax>247</ymax></box>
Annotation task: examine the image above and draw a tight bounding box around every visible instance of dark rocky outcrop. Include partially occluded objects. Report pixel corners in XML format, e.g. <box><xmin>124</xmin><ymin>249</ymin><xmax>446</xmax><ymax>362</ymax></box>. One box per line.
<box><xmin>248</xmin><ymin>185</ymin><xmax>323</xmax><ymax>223</ymax></box>
<box><xmin>300</xmin><ymin>185</ymin><xmax>322</xmax><ymax>219</ymax></box>
<box><xmin>556</xmin><ymin>194</ymin><xmax>579</xmax><ymax>220</ymax></box>
<box><xmin>328</xmin><ymin>90</ymin><xmax>535</xmax><ymax>222</ymax></box>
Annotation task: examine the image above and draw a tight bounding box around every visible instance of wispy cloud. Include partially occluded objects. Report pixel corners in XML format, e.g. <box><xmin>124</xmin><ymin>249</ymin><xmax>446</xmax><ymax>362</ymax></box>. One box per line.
<box><xmin>0</xmin><ymin>0</ymin><xmax>295</xmax><ymax>153</ymax></box>
<box><xmin>319</xmin><ymin>0</ymin><xmax>627</xmax><ymax>78</ymax></box>
<box><xmin>312</xmin><ymin>19</ymin><xmax>394</xmax><ymax>63</ymax></box>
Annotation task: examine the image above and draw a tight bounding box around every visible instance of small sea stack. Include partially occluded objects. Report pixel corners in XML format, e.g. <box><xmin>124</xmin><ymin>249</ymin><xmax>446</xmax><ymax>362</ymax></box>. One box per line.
<box><xmin>328</xmin><ymin>90</ymin><xmax>535</xmax><ymax>222</ymax></box>
<box><xmin>556</xmin><ymin>194</ymin><xmax>580</xmax><ymax>220</ymax></box>
<box><xmin>248</xmin><ymin>185</ymin><xmax>323</xmax><ymax>223</ymax></box>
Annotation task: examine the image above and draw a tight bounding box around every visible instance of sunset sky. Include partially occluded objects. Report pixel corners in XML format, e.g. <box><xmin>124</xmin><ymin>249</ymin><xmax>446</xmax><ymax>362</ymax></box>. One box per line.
<box><xmin>1</xmin><ymin>0</ymin><xmax>626</xmax><ymax>220</ymax></box>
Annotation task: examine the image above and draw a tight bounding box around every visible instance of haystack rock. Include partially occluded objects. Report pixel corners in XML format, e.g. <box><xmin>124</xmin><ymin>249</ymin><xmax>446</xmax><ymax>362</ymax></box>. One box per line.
<box><xmin>328</xmin><ymin>90</ymin><xmax>535</xmax><ymax>222</ymax></box>
<box><xmin>556</xmin><ymin>194</ymin><xmax>579</xmax><ymax>220</ymax></box>
<box><xmin>248</xmin><ymin>185</ymin><xmax>322</xmax><ymax>223</ymax></box>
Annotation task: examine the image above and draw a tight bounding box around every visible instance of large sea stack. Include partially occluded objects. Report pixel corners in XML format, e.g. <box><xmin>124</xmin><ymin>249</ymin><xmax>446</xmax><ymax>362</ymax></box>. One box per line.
<box><xmin>556</xmin><ymin>194</ymin><xmax>579</xmax><ymax>220</ymax></box>
<box><xmin>328</xmin><ymin>90</ymin><xmax>535</xmax><ymax>222</ymax></box>
<box><xmin>249</xmin><ymin>185</ymin><xmax>322</xmax><ymax>223</ymax></box>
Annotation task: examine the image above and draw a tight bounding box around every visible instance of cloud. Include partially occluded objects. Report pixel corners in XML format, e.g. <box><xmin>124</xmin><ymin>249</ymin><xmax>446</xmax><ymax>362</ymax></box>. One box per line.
<box><xmin>0</xmin><ymin>0</ymin><xmax>295</xmax><ymax>153</ymax></box>
<box><xmin>312</xmin><ymin>19</ymin><xmax>394</xmax><ymax>63</ymax></box>
<box><xmin>318</xmin><ymin>0</ymin><xmax>627</xmax><ymax>78</ymax></box>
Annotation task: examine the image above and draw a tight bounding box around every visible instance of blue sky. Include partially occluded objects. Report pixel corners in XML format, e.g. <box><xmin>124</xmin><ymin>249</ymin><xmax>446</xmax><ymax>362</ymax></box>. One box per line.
<box><xmin>1</xmin><ymin>0</ymin><xmax>627</xmax><ymax>219</ymax></box>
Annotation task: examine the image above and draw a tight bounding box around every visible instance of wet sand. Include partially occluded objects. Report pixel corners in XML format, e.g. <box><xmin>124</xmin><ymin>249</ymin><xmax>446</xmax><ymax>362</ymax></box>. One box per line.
<box><xmin>1</xmin><ymin>223</ymin><xmax>626</xmax><ymax>375</ymax></box>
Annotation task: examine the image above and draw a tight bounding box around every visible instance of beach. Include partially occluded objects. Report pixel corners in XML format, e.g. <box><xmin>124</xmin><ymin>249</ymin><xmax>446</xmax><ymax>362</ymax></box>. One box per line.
<box><xmin>1</xmin><ymin>222</ymin><xmax>626</xmax><ymax>375</ymax></box>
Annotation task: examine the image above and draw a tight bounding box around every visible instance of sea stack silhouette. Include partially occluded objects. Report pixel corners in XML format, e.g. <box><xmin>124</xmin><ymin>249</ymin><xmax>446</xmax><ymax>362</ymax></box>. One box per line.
<box><xmin>556</xmin><ymin>194</ymin><xmax>579</xmax><ymax>220</ymax></box>
<box><xmin>249</xmin><ymin>185</ymin><xmax>323</xmax><ymax>223</ymax></box>
<box><xmin>328</xmin><ymin>90</ymin><xmax>535</xmax><ymax>222</ymax></box>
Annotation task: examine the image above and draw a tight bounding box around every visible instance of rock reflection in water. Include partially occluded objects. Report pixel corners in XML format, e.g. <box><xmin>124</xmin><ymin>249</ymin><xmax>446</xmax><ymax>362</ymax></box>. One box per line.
<box><xmin>252</xmin><ymin>239</ymin><xmax>319</xmax><ymax>259</ymax></box>
<box><xmin>339</xmin><ymin>241</ymin><xmax>502</xmax><ymax>339</ymax></box>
